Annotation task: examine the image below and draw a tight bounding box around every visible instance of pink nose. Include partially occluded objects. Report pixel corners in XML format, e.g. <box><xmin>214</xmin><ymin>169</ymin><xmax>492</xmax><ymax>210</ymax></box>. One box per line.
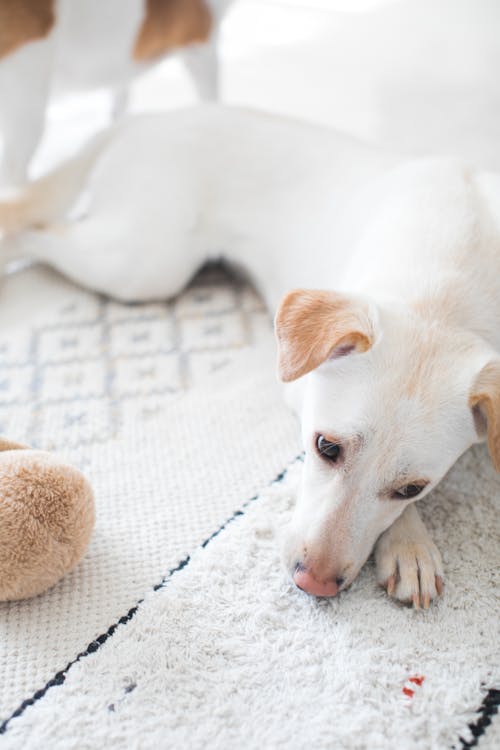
<box><xmin>293</xmin><ymin>567</ymin><xmax>340</xmax><ymax>597</ymax></box>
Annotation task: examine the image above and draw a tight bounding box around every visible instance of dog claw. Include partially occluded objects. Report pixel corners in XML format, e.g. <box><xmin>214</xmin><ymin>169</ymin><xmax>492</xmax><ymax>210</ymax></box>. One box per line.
<box><xmin>376</xmin><ymin>525</ymin><xmax>444</xmax><ymax>609</ymax></box>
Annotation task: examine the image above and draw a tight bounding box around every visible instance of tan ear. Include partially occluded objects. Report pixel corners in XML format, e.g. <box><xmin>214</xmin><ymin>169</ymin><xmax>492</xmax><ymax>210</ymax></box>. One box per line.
<box><xmin>133</xmin><ymin>0</ymin><xmax>212</xmax><ymax>61</ymax></box>
<box><xmin>0</xmin><ymin>437</ymin><xmax>28</xmax><ymax>452</ymax></box>
<box><xmin>469</xmin><ymin>361</ymin><xmax>500</xmax><ymax>471</ymax></box>
<box><xmin>274</xmin><ymin>289</ymin><xmax>376</xmax><ymax>382</ymax></box>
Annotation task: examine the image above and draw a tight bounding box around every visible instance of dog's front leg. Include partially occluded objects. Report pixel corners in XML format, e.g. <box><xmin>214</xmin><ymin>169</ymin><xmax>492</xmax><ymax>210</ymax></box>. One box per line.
<box><xmin>0</xmin><ymin>37</ymin><xmax>53</xmax><ymax>188</ymax></box>
<box><xmin>375</xmin><ymin>504</ymin><xmax>444</xmax><ymax>609</ymax></box>
<box><xmin>181</xmin><ymin>39</ymin><xmax>219</xmax><ymax>100</ymax></box>
<box><xmin>110</xmin><ymin>86</ymin><xmax>130</xmax><ymax>121</ymax></box>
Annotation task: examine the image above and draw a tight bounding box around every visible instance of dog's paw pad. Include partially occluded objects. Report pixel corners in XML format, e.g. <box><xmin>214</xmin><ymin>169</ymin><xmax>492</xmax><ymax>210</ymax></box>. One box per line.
<box><xmin>376</xmin><ymin>539</ymin><xmax>444</xmax><ymax>609</ymax></box>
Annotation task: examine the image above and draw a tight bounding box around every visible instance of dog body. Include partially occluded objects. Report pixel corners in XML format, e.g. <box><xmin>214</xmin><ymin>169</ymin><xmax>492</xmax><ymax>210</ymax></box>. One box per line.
<box><xmin>0</xmin><ymin>0</ymin><xmax>232</xmax><ymax>187</ymax></box>
<box><xmin>2</xmin><ymin>105</ymin><xmax>500</xmax><ymax>606</ymax></box>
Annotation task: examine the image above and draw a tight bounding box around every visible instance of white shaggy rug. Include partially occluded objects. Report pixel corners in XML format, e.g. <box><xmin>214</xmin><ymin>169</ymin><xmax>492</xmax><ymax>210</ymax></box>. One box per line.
<box><xmin>1</xmin><ymin>450</ymin><xmax>498</xmax><ymax>750</ymax></box>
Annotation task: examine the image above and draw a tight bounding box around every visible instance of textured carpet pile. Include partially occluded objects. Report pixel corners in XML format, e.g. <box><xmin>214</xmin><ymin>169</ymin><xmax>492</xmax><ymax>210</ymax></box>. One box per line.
<box><xmin>0</xmin><ymin>263</ymin><xmax>301</xmax><ymax>723</ymax></box>
<box><xmin>1</xmin><ymin>451</ymin><xmax>499</xmax><ymax>749</ymax></box>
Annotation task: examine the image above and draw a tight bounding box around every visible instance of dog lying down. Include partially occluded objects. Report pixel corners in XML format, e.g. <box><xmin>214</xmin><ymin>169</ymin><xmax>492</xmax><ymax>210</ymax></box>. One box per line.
<box><xmin>1</xmin><ymin>105</ymin><xmax>500</xmax><ymax>608</ymax></box>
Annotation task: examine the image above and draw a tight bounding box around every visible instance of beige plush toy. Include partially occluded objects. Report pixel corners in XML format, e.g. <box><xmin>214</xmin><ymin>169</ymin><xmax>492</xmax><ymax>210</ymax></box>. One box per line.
<box><xmin>0</xmin><ymin>438</ymin><xmax>95</xmax><ymax>601</ymax></box>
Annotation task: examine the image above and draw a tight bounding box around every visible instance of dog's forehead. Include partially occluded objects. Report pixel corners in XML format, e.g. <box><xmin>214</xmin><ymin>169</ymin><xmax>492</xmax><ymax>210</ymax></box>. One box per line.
<box><xmin>306</xmin><ymin>360</ymin><xmax>370</xmax><ymax>432</ymax></box>
<box><xmin>309</xmin><ymin>369</ymin><xmax>433</xmax><ymax>440</ymax></box>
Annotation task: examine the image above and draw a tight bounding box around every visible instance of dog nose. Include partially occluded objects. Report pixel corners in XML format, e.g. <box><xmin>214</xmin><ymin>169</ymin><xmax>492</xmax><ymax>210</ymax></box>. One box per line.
<box><xmin>293</xmin><ymin>565</ymin><xmax>341</xmax><ymax>597</ymax></box>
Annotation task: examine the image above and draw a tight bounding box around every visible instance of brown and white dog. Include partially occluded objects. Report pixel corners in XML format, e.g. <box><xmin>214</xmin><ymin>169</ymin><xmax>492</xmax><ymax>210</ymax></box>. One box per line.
<box><xmin>1</xmin><ymin>105</ymin><xmax>500</xmax><ymax>608</ymax></box>
<box><xmin>0</xmin><ymin>0</ymin><xmax>233</xmax><ymax>187</ymax></box>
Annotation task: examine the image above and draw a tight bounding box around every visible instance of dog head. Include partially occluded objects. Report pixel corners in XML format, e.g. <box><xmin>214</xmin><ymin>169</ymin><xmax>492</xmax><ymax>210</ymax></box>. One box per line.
<box><xmin>276</xmin><ymin>288</ymin><xmax>500</xmax><ymax>596</ymax></box>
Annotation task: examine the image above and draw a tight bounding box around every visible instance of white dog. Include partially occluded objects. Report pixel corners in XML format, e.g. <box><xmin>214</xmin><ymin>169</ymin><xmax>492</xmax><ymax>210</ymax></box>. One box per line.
<box><xmin>0</xmin><ymin>0</ymin><xmax>232</xmax><ymax>187</ymax></box>
<box><xmin>1</xmin><ymin>105</ymin><xmax>499</xmax><ymax>608</ymax></box>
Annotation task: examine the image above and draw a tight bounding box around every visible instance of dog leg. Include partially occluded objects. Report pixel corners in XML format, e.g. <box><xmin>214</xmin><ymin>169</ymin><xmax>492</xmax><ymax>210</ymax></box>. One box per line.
<box><xmin>3</xmin><ymin>219</ymin><xmax>200</xmax><ymax>303</ymax></box>
<box><xmin>110</xmin><ymin>85</ymin><xmax>130</xmax><ymax>121</ymax></box>
<box><xmin>375</xmin><ymin>504</ymin><xmax>444</xmax><ymax>609</ymax></box>
<box><xmin>181</xmin><ymin>39</ymin><xmax>219</xmax><ymax>100</ymax></box>
<box><xmin>0</xmin><ymin>38</ymin><xmax>53</xmax><ymax>188</ymax></box>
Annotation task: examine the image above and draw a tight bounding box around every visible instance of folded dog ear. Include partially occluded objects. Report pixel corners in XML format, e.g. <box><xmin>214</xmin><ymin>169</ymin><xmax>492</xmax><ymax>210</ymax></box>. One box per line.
<box><xmin>469</xmin><ymin>361</ymin><xmax>500</xmax><ymax>471</ymax></box>
<box><xmin>274</xmin><ymin>289</ymin><xmax>376</xmax><ymax>382</ymax></box>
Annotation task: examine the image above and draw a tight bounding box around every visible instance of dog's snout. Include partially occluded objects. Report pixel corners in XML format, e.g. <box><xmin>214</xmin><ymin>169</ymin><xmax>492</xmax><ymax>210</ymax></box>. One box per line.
<box><xmin>293</xmin><ymin>563</ymin><xmax>343</xmax><ymax>598</ymax></box>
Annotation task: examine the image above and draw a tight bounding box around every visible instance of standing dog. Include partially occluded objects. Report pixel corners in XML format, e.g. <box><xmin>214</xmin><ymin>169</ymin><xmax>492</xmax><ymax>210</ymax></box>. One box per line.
<box><xmin>0</xmin><ymin>0</ymin><xmax>232</xmax><ymax>186</ymax></box>
<box><xmin>1</xmin><ymin>106</ymin><xmax>499</xmax><ymax>607</ymax></box>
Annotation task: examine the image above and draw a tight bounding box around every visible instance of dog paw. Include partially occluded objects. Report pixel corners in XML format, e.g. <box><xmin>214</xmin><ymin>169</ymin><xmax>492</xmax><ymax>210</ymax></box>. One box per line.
<box><xmin>375</xmin><ymin>534</ymin><xmax>444</xmax><ymax>609</ymax></box>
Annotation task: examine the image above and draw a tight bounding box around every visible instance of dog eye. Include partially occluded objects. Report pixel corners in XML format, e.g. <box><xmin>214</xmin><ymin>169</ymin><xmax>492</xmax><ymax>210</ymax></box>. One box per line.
<box><xmin>316</xmin><ymin>435</ymin><xmax>341</xmax><ymax>462</ymax></box>
<box><xmin>393</xmin><ymin>483</ymin><xmax>425</xmax><ymax>499</ymax></box>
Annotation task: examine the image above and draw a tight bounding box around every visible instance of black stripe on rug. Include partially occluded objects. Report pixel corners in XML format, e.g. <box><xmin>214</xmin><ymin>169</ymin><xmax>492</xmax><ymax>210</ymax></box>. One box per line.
<box><xmin>0</xmin><ymin>453</ymin><xmax>303</xmax><ymax>736</ymax></box>
<box><xmin>459</xmin><ymin>688</ymin><xmax>500</xmax><ymax>748</ymax></box>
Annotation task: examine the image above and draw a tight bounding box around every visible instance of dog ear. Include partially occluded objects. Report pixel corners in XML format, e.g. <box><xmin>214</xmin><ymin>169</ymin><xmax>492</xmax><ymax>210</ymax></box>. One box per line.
<box><xmin>469</xmin><ymin>361</ymin><xmax>500</xmax><ymax>471</ymax></box>
<box><xmin>274</xmin><ymin>289</ymin><xmax>376</xmax><ymax>382</ymax></box>
<box><xmin>0</xmin><ymin>438</ymin><xmax>27</xmax><ymax>452</ymax></box>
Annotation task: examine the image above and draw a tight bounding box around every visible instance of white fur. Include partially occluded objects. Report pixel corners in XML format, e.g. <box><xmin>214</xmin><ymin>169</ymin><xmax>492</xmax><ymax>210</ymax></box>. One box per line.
<box><xmin>2</xmin><ymin>104</ymin><xmax>499</xmax><ymax>606</ymax></box>
<box><xmin>0</xmin><ymin>0</ymin><xmax>233</xmax><ymax>187</ymax></box>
